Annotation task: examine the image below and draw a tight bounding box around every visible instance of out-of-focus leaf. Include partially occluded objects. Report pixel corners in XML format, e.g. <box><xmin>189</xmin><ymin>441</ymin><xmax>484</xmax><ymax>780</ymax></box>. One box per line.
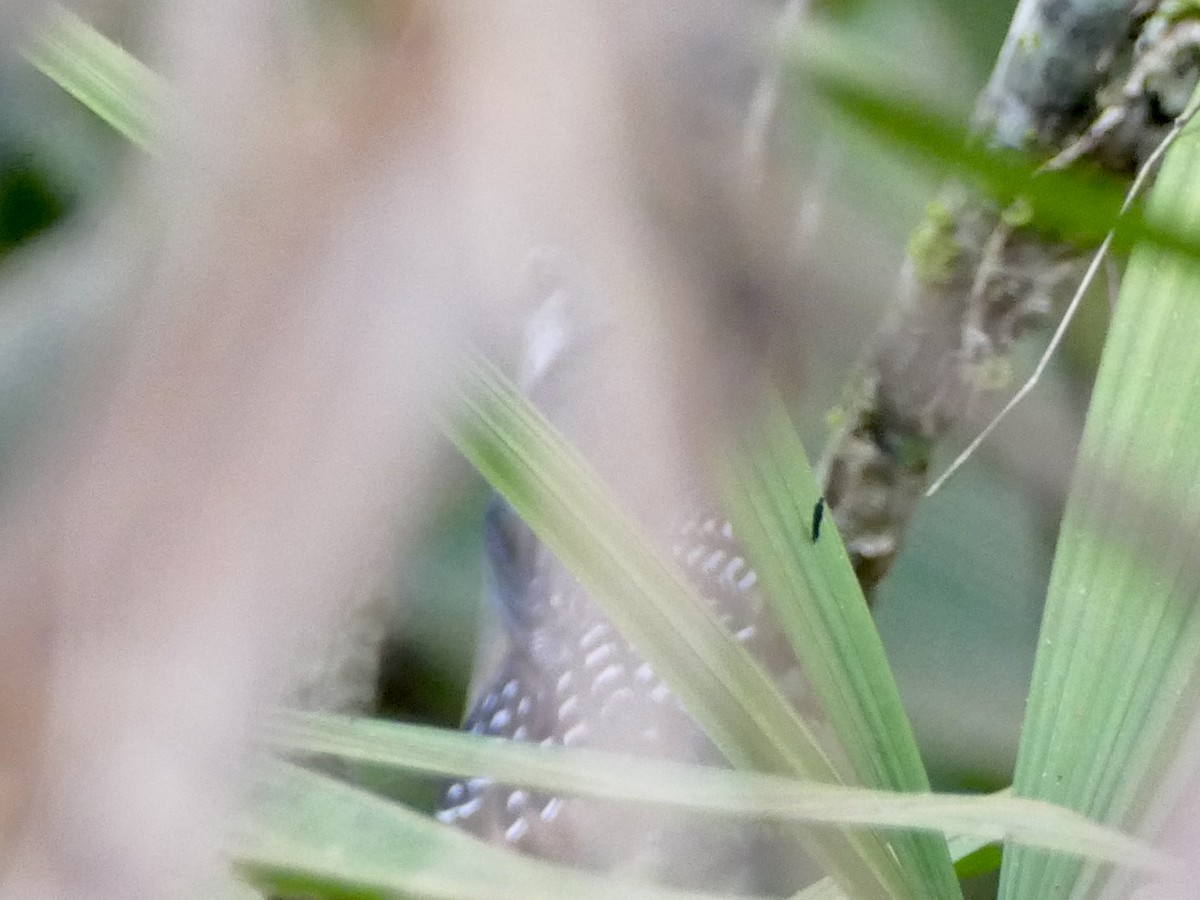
<box><xmin>234</xmin><ymin>759</ymin><xmax>730</xmax><ymax>900</ymax></box>
<box><xmin>22</xmin><ymin>4</ymin><xmax>165</xmax><ymax>150</ymax></box>
<box><xmin>787</xmin><ymin>25</ymin><xmax>1200</xmax><ymax>264</ymax></box>
<box><xmin>265</xmin><ymin>710</ymin><xmax>1174</xmax><ymax>874</ymax></box>
<box><xmin>953</xmin><ymin>842</ymin><xmax>1002</xmax><ymax>880</ymax></box>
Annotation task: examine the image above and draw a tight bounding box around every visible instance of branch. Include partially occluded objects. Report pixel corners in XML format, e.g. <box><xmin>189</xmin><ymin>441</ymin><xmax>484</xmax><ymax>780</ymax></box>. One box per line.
<box><xmin>820</xmin><ymin>0</ymin><xmax>1152</xmax><ymax>596</ymax></box>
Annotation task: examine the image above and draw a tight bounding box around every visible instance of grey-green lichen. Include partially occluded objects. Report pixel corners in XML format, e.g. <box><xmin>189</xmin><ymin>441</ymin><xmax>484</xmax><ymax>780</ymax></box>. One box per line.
<box><xmin>824</xmin><ymin>404</ymin><xmax>846</xmax><ymax>434</ymax></box>
<box><xmin>967</xmin><ymin>354</ymin><xmax>1015</xmax><ymax>392</ymax></box>
<box><xmin>906</xmin><ymin>197</ymin><xmax>962</xmax><ymax>285</ymax></box>
<box><xmin>1000</xmin><ymin>195</ymin><xmax>1035</xmax><ymax>228</ymax></box>
<box><xmin>1158</xmin><ymin>0</ymin><xmax>1200</xmax><ymax>25</ymax></box>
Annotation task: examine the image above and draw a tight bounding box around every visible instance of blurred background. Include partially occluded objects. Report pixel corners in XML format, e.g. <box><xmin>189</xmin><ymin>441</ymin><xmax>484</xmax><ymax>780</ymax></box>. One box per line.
<box><xmin>0</xmin><ymin>0</ymin><xmax>1099</xmax><ymax>836</ymax></box>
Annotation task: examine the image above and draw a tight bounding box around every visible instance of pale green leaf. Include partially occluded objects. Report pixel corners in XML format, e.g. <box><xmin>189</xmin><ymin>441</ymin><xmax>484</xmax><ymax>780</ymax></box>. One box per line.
<box><xmin>447</xmin><ymin>352</ymin><xmax>913</xmax><ymax>899</ymax></box>
<box><xmin>266</xmin><ymin>711</ymin><xmax>1174</xmax><ymax>875</ymax></box>
<box><xmin>1000</xmin><ymin>89</ymin><xmax>1200</xmax><ymax>899</ymax></box>
<box><xmin>22</xmin><ymin>4</ymin><xmax>165</xmax><ymax>150</ymax></box>
<box><xmin>234</xmin><ymin>759</ymin><xmax>732</xmax><ymax>900</ymax></box>
<box><xmin>721</xmin><ymin>393</ymin><xmax>959</xmax><ymax>898</ymax></box>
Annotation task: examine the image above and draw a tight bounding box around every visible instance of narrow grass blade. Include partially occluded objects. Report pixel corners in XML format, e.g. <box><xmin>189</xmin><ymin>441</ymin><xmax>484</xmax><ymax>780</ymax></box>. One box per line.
<box><xmin>265</xmin><ymin>710</ymin><xmax>1175</xmax><ymax>874</ymax></box>
<box><xmin>786</xmin><ymin>24</ymin><xmax>1200</xmax><ymax>263</ymax></box>
<box><xmin>22</xmin><ymin>4</ymin><xmax>165</xmax><ymax>150</ymax></box>
<box><xmin>999</xmin><ymin>91</ymin><xmax>1200</xmax><ymax>898</ymax></box>
<box><xmin>447</xmin><ymin>352</ymin><xmax>912</xmax><ymax>899</ymax></box>
<box><xmin>234</xmin><ymin>759</ymin><xmax>733</xmax><ymax>900</ymax></box>
<box><xmin>721</xmin><ymin>393</ymin><xmax>959</xmax><ymax>899</ymax></box>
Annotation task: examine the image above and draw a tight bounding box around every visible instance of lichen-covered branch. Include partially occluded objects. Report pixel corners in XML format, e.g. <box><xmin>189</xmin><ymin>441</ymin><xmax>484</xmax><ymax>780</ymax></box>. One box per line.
<box><xmin>823</xmin><ymin>188</ymin><xmax>1079</xmax><ymax>594</ymax></box>
<box><xmin>821</xmin><ymin>0</ymin><xmax>1179</xmax><ymax>597</ymax></box>
<box><xmin>977</xmin><ymin>0</ymin><xmax>1143</xmax><ymax>151</ymax></box>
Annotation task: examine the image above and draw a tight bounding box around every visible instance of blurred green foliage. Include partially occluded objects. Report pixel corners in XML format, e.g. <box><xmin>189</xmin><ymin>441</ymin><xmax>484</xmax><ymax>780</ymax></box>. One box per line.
<box><xmin>375</xmin><ymin>460</ymin><xmax>488</xmax><ymax>729</ymax></box>
<box><xmin>0</xmin><ymin>147</ymin><xmax>67</xmax><ymax>259</ymax></box>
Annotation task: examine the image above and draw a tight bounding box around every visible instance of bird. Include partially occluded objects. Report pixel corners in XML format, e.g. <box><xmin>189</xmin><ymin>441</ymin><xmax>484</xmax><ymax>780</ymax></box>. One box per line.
<box><xmin>436</xmin><ymin>282</ymin><xmax>830</xmax><ymax>896</ymax></box>
<box><xmin>437</xmin><ymin>496</ymin><xmax>819</xmax><ymax>894</ymax></box>
<box><xmin>435</xmin><ymin>0</ymin><xmax>824</xmax><ymax>881</ymax></box>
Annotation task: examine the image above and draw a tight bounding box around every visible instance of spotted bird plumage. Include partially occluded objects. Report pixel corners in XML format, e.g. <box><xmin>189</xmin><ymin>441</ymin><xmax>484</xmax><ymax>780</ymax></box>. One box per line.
<box><xmin>438</xmin><ymin>490</ymin><xmax>826</xmax><ymax>892</ymax></box>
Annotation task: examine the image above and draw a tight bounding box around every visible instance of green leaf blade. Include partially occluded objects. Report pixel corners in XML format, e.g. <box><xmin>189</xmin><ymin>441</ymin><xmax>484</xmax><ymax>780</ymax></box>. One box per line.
<box><xmin>788</xmin><ymin>25</ymin><xmax>1200</xmax><ymax>264</ymax></box>
<box><xmin>447</xmin><ymin>353</ymin><xmax>913</xmax><ymax>899</ymax></box>
<box><xmin>721</xmin><ymin>395</ymin><xmax>960</xmax><ymax>900</ymax></box>
<box><xmin>22</xmin><ymin>5</ymin><xmax>164</xmax><ymax>151</ymax></box>
<box><xmin>999</xmin><ymin>91</ymin><xmax>1200</xmax><ymax>899</ymax></box>
<box><xmin>264</xmin><ymin>710</ymin><xmax>1176</xmax><ymax>877</ymax></box>
<box><xmin>237</xmin><ymin>760</ymin><xmax>734</xmax><ymax>900</ymax></box>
